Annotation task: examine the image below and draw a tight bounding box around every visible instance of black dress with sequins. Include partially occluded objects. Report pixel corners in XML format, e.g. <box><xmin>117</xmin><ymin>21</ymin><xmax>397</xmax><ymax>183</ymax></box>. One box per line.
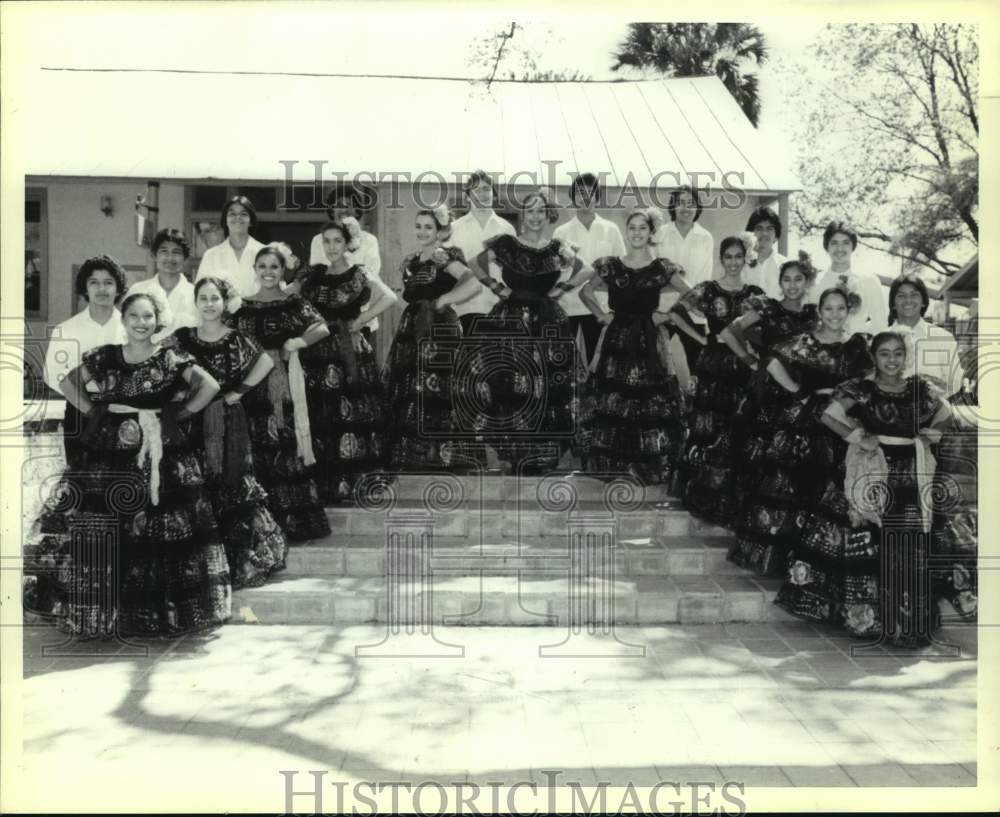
<box><xmin>383</xmin><ymin>247</ymin><xmax>468</xmax><ymax>470</ymax></box>
<box><xmin>464</xmin><ymin>235</ymin><xmax>584</xmax><ymax>474</ymax></box>
<box><xmin>670</xmin><ymin>281</ymin><xmax>764</xmax><ymax>526</ymax></box>
<box><xmin>776</xmin><ymin>374</ymin><xmax>978</xmax><ymax>642</ymax></box>
<box><xmin>727</xmin><ymin>297</ymin><xmax>820</xmax><ymax>575</ymax></box>
<box><xmin>299</xmin><ymin>264</ymin><xmax>390</xmax><ymax>502</ymax></box>
<box><xmin>232</xmin><ymin>295</ymin><xmax>331</xmax><ymax>540</ymax></box>
<box><xmin>174</xmin><ymin>327</ymin><xmax>289</xmax><ymax>587</ymax></box>
<box><xmin>23</xmin><ymin>345</ymin><xmax>232</xmax><ymax>637</ymax></box>
<box><xmin>762</xmin><ymin>332</ymin><xmax>878</xmax><ymax>634</ymax></box>
<box><xmin>580</xmin><ymin>256</ymin><xmax>686</xmax><ymax>485</ymax></box>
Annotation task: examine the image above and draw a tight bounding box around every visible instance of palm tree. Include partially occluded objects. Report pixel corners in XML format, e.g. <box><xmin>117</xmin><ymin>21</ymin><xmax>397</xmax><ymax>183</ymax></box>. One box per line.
<box><xmin>611</xmin><ymin>23</ymin><xmax>768</xmax><ymax>126</ymax></box>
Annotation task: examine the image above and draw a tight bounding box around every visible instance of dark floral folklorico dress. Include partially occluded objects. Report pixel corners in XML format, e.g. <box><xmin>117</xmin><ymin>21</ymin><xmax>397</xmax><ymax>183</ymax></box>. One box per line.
<box><xmin>174</xmin><ymin>327</ymin><xmax>289</xmax><ymax>588</ymax></box>
<box><xmin>299</xmin><ymin>265</ymin><xmax>389</xmax><ymax>502</ymax></box>
<box><xmin>232</xmin><ymin>295</ymin><xmax>331</xmax><ymax>541</ymax></box>
<box><xmin>383</xmin><ymin>247</ymin><xmax>468</xmax><ymax>470</ymax></box>
<box><xmin>776</xmin><ymin>374</ymin><xmax>978</xmax><ymax>642</ymax></box>
<box><xmin>764</xmin><ymin>332</ymin><xmax>876</xmax><ymax>633</ymax></box>
<box><xmin>465</xmin><ymin>235</ymin><xmax>583</xmax><ymax>474</ymax></box>
<box><xmin>728</xmin><ymin>297</ymin><xmax>819</xmax><ymax>575</ymax></box>
<box><xmin>671</xmin><ymin>280</ymin><xmax>764</xmax><ymax>526</ymax></box>
<box><xmin>23</xmin><ymin>345</ymin><xmax>231</xmax><ymax>637</ymax></box>
<box><xmin>580</xmin><ymin>256</ymin><xmax>686</xmax><ymax>484</ymax></box>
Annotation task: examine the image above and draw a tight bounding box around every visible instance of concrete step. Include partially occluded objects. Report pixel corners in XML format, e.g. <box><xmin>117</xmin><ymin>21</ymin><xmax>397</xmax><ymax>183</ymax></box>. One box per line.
<box><xmin>231</xmin><ymin>572</ymin><xmax>795</xmax><ymax>626</ymax></box>
<box><xmin>322</xmin><ymin>501</ymin><xmax>731</xmax><ymax>542</ymax></box>
<box><xmin>285</xmin><ymin>535</ymin><xmax>742</xmax><ymax>578</ymax></box>
<box><xmin>362</xmin><ymin>473</ymin><xmax>675</xmax><ymax>506</ymax></box>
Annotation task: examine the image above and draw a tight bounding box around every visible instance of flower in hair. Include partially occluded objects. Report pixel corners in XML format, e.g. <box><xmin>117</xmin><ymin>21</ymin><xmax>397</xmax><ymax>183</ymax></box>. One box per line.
<box><xmin>266</xmin><ymin>241</ymin><xmax>301</xmax><ymax>273</ymax></box>
<box><xmin>885</xmin><ymin>323</ymin><xmax>916</xmax><ymax>368</ymax></box>
<box><xmin>645</xmin><ymin>207</ymin><xmax>666</xmax><ymax>234</ymax></box>
<box><xmin>738</xmin><ymin>231</ymin><xmax>759</xmax><ymax>267</ymax></box>
<box><xmin>796</xmin><ymin>250</ymin><xmax>818</xmax><ymax>284</ymax></box>
<box><xmin>213</xmin><ymin>273</ymin><xmax>245</xmax><ymax>313</ymax></box>
<box><xmin>339</xmin><ymin>217</ymin><xmax>363</xmax><ymax>252</ymax></box>
<box><xmin>835</xmin><ymin>274</ymin><xmax>863</xmax><ymax>314</ymax></box>
<box><xmin>432</xmin><ymin>204</ymin><xmax>452</xmax><ymax>228</ymax></box>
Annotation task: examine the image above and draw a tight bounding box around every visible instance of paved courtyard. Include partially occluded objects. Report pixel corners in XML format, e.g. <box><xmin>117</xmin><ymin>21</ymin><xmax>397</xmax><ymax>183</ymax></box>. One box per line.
<box><xmin>10</xmin><ymin>618</ymin><xmax>981</xmax><ymax>811</ymax></box>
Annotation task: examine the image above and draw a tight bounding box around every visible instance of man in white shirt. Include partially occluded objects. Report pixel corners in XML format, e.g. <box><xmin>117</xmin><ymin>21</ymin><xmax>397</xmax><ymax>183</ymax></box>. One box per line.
<box><xmin>308</xmin><ymin>194</ymin><xmax>384</xmax><ymax>338</ymax></box>
<box><xmin>811</xmin><ymin>222</ymin><xmax>889</xmax><ymax>336</ymax></box>
<box><xmin>552</xmin><ymin>173</ymin><xmax>626</xmax><ymax>367</ymax></box>
<box><xmin>444</xmin><ymin>170</ymin><xmax>517</xmax><ymax>335</ymax></box>
<box><xmin>44</xmin><ymin>255</ymin><xmax>129</xmax><ymax>467</ymax></box>
<box><xmin>127</xmin><ymin>228</ymin><xmax>199</xmax><ymax>342</ymax></box>
<box><xmin>889</xmin><ymin>274</ymin><xmax>966</xmax><ymax>396</ymax></box>
<box><xmin>743</xmin><ymin>206</ymin><xmax>786</xmax><ymax>300</ymax></box>
<box><xmin>654</xmin><ymin>187</ymin><xmax>715</xmax><ymax>371</ymax></box>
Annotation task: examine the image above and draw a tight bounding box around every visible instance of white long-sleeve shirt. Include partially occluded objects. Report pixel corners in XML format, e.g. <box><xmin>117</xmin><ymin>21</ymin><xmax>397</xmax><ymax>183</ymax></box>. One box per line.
<box><xmin>195</xmin><ymin>236</ymin><xmax>265</xmax><ymax>298</ymax></box>
<box><xmin>552</xmin><ymin>214</ymin><xmax>626</xmax><ymax>315</ymax></box>
<box><xmin>309</xmin><ymin>230</ymin><xmax>383</xmax><ymax>331</ymax></box>
<box><xmin>742</xmin><ymin>251</ymin><xmax>786</xmax><ymax>301</ymax></box>
<box><xmin>907</xmin><ymin>318</ymin><xmax>966</xmax><ymax>396</ymax></box>
<box><xmin>653</xmin><ymin>220</ymin><xmax>715</xmax><ymax>315</ymax></box>
<box><xmin>444</xmin><ymin>211</ymin><xmax>517</xmax><ymax>317</ymax></box>
<box><xmin>812</xmin><ymin>267</ymin><xmax>889</xmax><ymax>336</ymax></box>
<box><xmin>44</xmin><ymin>307</ymin><xmax>127</xmax><ymax>393</ymax></box>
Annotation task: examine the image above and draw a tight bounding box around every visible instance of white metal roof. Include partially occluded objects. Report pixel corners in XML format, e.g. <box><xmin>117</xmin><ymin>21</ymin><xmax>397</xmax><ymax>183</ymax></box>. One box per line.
<box><xmin>20</xmin><ymin>69</ymin><xmax>799</xmax><ymax>193</ymax></box>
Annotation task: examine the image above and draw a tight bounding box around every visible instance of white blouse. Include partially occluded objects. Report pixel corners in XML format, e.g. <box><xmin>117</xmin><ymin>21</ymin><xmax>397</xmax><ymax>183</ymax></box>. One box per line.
<box><xmin>196</xmin><ymin>236</ymin><xmax>266</xmax><ymax>298</ymax></box>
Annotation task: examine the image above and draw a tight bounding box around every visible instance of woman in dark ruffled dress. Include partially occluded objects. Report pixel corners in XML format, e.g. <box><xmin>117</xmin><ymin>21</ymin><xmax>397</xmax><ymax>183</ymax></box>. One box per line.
<box><xmin>232</xmin><ymin>244</ymin><xmax>331</xmax><ymax>541</ymax></box>
<box><xmin>383</xmin><ymin>206</ymin><xmax>481</xmax><ymax>470</ymax></box>
<box><xmin>299</xmin><ymin>218</ymin><xmax>398</xmax><ymax>502</ymax></box>
<box><xmin>759</xmin><ymin>285</ymin><xmax>876</xmax><ymax>634</ymax></box>
<box><xmin>24</xmin><ymin>291</ymin><xmax>230</xmax><ymax>638</ymax></box>
<box><xmin>720</xmin><ymin>254</ymin><xmax>819</xmax><ymax>574</ymax></box>
<box><xmin>776</xmin><ymin>330</ymin><xmax>977</xmax><ymax>643</ymax></box>
<box><xmin>464</xmin><ymin>188</ymin><xmax>590</xmax><ymax>475</ymax></box>
<box><xmin>668</xmin><ymin>234</ymin><xmax>764</xmax><ymax>526</ymax></box>
<box><xmin>577</xmin><ymin>208</ymin><xmax>689</xmax><ymax>484</ymax></box>
<box><xmin>173</xmin><ymin>275</ymin><xmax>288</xmax><ymax>587</ymax></box>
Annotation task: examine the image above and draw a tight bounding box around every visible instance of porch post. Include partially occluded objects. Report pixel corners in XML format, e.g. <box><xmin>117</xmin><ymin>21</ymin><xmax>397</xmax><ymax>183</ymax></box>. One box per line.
<box><xmin>777</xmin><ymin>193</ymin><xmax>790</xmax><ymax>257</ymax></box>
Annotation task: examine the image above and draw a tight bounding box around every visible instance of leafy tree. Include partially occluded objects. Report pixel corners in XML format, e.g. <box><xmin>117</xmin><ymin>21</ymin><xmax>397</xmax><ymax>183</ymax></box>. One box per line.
<box><xmin>468</xmin><ymin>23</ymin><xmax>592</xmax><ymax>87</ymax></box>
<box><xmin>781</xmin><ymin>23</ymin><xmax>977</xmax><ymax>277</ymax></box>
<box><xmin>610</xmin><ymin>23</ymin><xmax>768</xmax><ymax>126</ymax></box>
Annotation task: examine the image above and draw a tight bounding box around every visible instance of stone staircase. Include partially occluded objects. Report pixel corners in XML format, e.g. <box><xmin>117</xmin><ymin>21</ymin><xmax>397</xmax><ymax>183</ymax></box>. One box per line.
<box><xmin>231</xmin><ymin>473</ymin><xmax>795</xmax><ymax>627</ymax></box>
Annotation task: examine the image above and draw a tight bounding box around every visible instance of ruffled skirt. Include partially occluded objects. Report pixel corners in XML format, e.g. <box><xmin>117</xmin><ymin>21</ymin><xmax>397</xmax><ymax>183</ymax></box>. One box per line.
<box><xmin>23</xmin><ymin>411</ymin><xmax>232</xmax><ymax>638</ymax></box>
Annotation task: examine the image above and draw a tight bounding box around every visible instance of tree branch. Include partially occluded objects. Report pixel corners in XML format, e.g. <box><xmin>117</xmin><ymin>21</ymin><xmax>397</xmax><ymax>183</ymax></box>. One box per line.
<box><xmin>487</xmin><ymin>23</ymin><xmax>518</xmax><ymax>89</ymax></box>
